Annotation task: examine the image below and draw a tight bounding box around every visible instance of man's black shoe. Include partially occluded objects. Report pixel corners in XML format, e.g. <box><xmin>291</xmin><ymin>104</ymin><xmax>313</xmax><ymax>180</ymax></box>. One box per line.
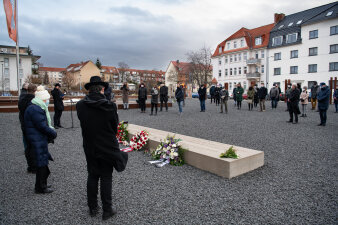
<box><xmin>89</xmin><ymin>207</ymin><xmax>99</xmax><ymax>217</ymax></box>
<box><xmin>102</xmin><ymin>208</ymin><xmax>117</xmax><ymax>220</ymax></box>
<box><xmin>35</xmin><ymin>188</ymin><xmax>53</xmax><ymax>194</ymax></box>
<box><xmin>317</xmin><ymin>123</ymin><xmax>323</xmax><ymax>126</ymax></box>
<box><xmin>286</xmin><ymin>120</ymin><xmax>293</xmax><ymax>123</ymax></box>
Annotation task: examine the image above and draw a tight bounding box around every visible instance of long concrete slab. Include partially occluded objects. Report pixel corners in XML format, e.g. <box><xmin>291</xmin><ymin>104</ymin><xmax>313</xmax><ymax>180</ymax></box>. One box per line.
<box><xmin>128</xmin><ymin>124</ymin><xmax>264</xmax><ymax>178</ymax></box>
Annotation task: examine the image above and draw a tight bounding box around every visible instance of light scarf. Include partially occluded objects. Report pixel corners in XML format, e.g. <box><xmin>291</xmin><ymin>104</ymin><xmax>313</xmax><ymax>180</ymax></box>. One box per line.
<box><xmin>31</xmin><ymin>97</ymin><xmax>54</xmax><ymax>129</ymax></box>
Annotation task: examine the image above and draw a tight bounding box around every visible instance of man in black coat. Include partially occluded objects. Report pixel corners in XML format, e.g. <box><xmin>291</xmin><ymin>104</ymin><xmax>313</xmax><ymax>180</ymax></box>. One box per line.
<box><xmin>317</xmin><ymin>82</ymin><xmax>330</xmax><ymax>126</ymax></box>
<box><xmin>76</xmin><ymin>76</ymin><xmax>128</xmax><ymax>220</ymax></box>
<box><xmin>18</xmin><ymin>84</ymin><xmax>37</xmax><ymax>173</ymax></box>
<box><xmin>198</xmin><ymin>84</ymin><xmax>206</xmax><ymax>112</ymax></box>
<box><xmin>258</xmin><ymin>83</ymin><xmax>267</xmax><ymax>112</ymax></box>
<box><xmin>287</xmin><ymin>83</ymin><xmax>300</xmax><ymax>124</ymax></box>
<box><xmin>51</xmin><ymin>83</ymin><xmax>64</xmax><ymax>128</ymax></box>
<box><xmin>175</xmin><ymin>83</ymin><xmax>184</xmax><ymax>115</ymax></box>
<box><xmin>159</xmin><ymin>83</ymin><xmax>168</xmax><ymax>112</ymax></box>
<box><xmin>138</xmin><ymin>83</ymin><xmax>147</xmax><ymax>113</ymax></box>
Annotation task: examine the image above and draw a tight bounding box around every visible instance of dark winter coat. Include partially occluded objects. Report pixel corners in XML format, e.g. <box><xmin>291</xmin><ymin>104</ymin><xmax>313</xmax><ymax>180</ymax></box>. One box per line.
<box><xmin>270</xmin><ymin>87</ymin><xmax>279</xmax><ymax>99</ymax></box>
<box><xmin>214</xmin><ymin>87</ymin><xmax>221</xmax><ymax>99</ymax></box>
<box><xmin>258</xmin><ymin>87</ymin><xmax>267</xmax><ymax>100</ymax></box>
<box><xmin>198</xmin><ymin>87</ymin><xmax>206</xmax><ymax>101</ymax></box>
<box><xmin>311</xmin><ymin>85</ymin><xmax>320</xmax><ymax>99</ymax></box>
<box><xmin>220</xmin><ymin>89</ymin><xmax>229</xmax><ymax>101</ymax></box>
<box><xmin>289</xmin><ymin>88</ymin><xmax>300</xmax><ymax>113</ymax></box>
<box><xmin>76</xmin><ymin>92</ymin><xmax>128</xmax><ymax>174</ymax></box>
<box><xmin>160</xmin><ymin>86</ymin><xmax>168</xmax><ymax>102</ymax></box>
<box><xmin>24</xmin><ymin>104</ymin><xmax>57</xmax><ymax>168</ymax></box>
<box><xmin>236</xmin><ymin>87</ymin><xmax>244</xmax><ymax>101</ymax></box>
<box><xmin>285</xmin><ymin>87</ymin><xmax>292</xmax><ymax>100</ymax></box>
<box><xmin>151</xmin><ymin>88</ymin><xmax>159</xmax><ymax>104</ymax></box>
<box><xmin>104</xmin><ymin>86</ymin><xmax>112</xmax><ymax>101</ymax></box>
<box><xmin>334</xmin><ymin>89</ymin><xmax>338</xmax><ymax>104</ymax></box>
<box><xmin>18</xmin><ymin>93</ymin><xmax>35</xmax><ymax>132</ymax></box>
<box><xmin>317</xmin><ymin>86</ymin><xmax>330</xmax><ymax>110</ymax></box>
<box><xmin>233</xmin><ymin>88</ymin><xmax>237</xmax><ymax>99</ymax></box>
<box><xmin>51</xmin><ymin>88</ymin><xmax>64</xmax><ymax>111</ymax></box>
<box><xmin>247</xmin><ymin>89</ymin><xmax>255</xmax><ymax>100</ymax></box>
<box><xmin>138</xmin><ymin>87</ymin><xmax>147</xmax><ymax>100</ymax></box>
<box><xmin>175</xmin><ymin>87</ymin><xmax>184</xmax><ymax>102</ymax></box>
<box><xmin>210</xmin><ymin>86</ymin><xmax>216</xmax><ymax>96</ymax></box>
<box><xmin>254</xmin><ymin>89</ymin><xmax>259</xmax><ymax>103</ymax></box>
<box><xmin>19</xmin><ymin>88</ymin><xmax>28</xmax><ymax>101</ymax></box>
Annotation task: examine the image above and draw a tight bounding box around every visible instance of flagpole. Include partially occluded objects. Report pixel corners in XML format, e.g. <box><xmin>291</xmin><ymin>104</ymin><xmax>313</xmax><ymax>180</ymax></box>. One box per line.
<box><xmin>15</xmin><ymin>0</ymin><xmax>20</xmax><ymax>95</ymax></box>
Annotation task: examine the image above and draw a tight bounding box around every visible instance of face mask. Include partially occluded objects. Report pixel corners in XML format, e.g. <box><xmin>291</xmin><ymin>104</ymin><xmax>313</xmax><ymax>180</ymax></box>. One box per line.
<box><xmin>45</xmin><ymin>100</ymin><xmax>50</xmax><ymax>106</ymax></box>
<box><xmin>141</xmin><ymin>85</ymin><xmax>144</xmax><ymax>87</ymax></box>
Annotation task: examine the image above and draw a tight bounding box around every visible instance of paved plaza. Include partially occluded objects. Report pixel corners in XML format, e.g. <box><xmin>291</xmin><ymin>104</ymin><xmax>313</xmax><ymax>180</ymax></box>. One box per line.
<box><xmin>0</xmin><ymin>99</ymin><xmax>337</xmax><ymax>224</ymax></box>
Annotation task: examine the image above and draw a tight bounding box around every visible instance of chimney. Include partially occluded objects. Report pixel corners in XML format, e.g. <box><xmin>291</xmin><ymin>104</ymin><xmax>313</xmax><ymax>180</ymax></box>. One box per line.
<box><xmin>274</xmin><ymin>13</ymin><xmax>285</xmax><ymax>24</ymax></box>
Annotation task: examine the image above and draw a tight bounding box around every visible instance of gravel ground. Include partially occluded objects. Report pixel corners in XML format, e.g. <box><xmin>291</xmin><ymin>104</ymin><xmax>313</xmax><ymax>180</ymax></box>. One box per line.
<box><xmin>0</xmin><ymin>98</ymin><xmax>337</xmax><ymax>224</ymax></box>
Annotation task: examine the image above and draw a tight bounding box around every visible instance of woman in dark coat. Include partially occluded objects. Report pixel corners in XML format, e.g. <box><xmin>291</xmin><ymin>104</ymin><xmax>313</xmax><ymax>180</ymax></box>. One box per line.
<box><xmin>150</xmin><ymin>86</ymin><xmax>159</xmax><ymax>115</ymax></box>
<box><xmin>121</xmin><ymin>82</ymin><xmax>129</xmax><ymax>110</ymax></box>
<box><xmin>25</xmin><ymin>86</ymin><xmax>57</xmax><ymax>194</ymax></box>
<box><xmin>236</xmin><ymin>83</ymin><xmax>244</xmax><ymax>110</ymax></box>
<box><xmin>214</xmin><ymin>85</ymin><xmax>221</xmax><ymax>106</ymax></box>
<box><xmin>198</xmin><ymin>84</ymin><xmax>206</xmax><ymax>112</ymax></box>
<box><xmin>138</xmin><ymin>83</ymin><xmax>147</xmax><ymax>113</ymax></box>
<box><xmin>287</xmin><ymin>83</ymin><xmax>300</xmax><ymax>124</ymax></box>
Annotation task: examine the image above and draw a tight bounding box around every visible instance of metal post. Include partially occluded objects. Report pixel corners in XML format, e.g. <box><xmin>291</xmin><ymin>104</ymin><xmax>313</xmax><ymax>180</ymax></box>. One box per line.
<box><xmin>15</xmin><ymin>0</ymin><xmax>20</xmax><ymax>95</ymax></box>
<box><xmin>0</xmin><ymin>61</ymin><xmax>4</xmax><ymax>95</ymax></box>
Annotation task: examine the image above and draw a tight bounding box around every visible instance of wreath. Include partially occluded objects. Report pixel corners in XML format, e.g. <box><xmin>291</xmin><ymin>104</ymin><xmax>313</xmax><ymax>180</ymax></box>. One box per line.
<box><xmin>130</xmin><ymin>130</ymin><xmax>149</xmax><ymax>151</ymax></box>
<box><xmin>152</xmin><ymin>135</ymin><xmax>185</xmax><ymax>166</ymax></box>
<box><xmin>116</xmin><ymin>121</ymin><xmax>129</xmax><ymax>146</ymax></box>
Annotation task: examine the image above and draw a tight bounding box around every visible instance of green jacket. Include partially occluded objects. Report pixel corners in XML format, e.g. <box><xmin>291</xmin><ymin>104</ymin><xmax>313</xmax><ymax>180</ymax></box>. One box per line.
<box><xmin>247</xmin><ymin>89</ymin><xmax>255</xmax><ymax>100</ymax></box>
<box><xmin>236</xmin><ymin>87</ymin><xmax>244</xmax><ymax>101</ymax></box>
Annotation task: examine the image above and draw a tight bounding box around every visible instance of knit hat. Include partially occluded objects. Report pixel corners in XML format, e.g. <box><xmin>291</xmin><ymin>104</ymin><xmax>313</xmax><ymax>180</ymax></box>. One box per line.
<box><xmin>320</xmin><ymin>82</ymin><xmax>326</xmax><ymax>86</ymax></box>
<box><xmin>35</xmin><ymin>85</ymin><xmax>50</xmax><ymax>100</ymax></box>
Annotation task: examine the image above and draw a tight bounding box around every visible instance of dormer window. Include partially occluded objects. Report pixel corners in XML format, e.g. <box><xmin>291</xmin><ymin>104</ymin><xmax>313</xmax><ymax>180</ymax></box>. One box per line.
<box><xmin>297</xmin><ymin>20</ymin><xmax>302</xmax><ymax>24</ymax></box>
<box><xmin>326</xmin><ymin>11</ymin><xmax>333</xmax><ymax>16</ymax></box>
<box><xmin>227</xmin><ymin>43</ymin><xmax>230</xmax><ymax>49</ymax></box>
<box><xmin>219</xmin><ymin>46</ymin><xmax>222</xmax><ymax>53</ymax></box>
<box><xmin>278</xmin><ymin>25</ymin><xmax>284</xmax><ymax>29</ymax></box>
<box><xmin>234</xmin><ymin>41</ymin><xmax>237</xmax><ymax>48</ymax></box>
<box><xmin>288</xmin><ymin>22</ymin><xmax>293</xmax><ymax>27</ymax></box>
<box><xmin>240</xmin><ymin>39</ymin><xmax>244</xmax><ymax>47</ymax></box>
<box><xmin>255</xmin><ymin>37</ymin><xmax>262</xmax><ymax>45</ymax></box>
<box><xmin>272</xmin><ymin>36</ymin><xmax>283</xmax><ymax>46</ymax></box>
<box><xmin>286</xmin><ymin>33</ymin><xmax>298</xmax><ymax>43</ymax></box>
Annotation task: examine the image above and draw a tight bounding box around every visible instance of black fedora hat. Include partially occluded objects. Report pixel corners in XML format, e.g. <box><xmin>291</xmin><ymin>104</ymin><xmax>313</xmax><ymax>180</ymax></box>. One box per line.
<box><xmin>54</xmin><ymin>83</ymin><xmax>61</xmax><ymax>87</ymax></box>
<box><xmin>84</xmin><ymin>76</ymin><xmax>108</xmax><ymax>90</ymax></box>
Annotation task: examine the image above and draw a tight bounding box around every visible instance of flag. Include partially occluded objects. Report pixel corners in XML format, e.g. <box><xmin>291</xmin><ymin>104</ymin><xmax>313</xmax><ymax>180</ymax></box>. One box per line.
<box><xmin>3</xmin><ymin>0</ymin><xmax>17</xmax><ymax>43</ymax></box>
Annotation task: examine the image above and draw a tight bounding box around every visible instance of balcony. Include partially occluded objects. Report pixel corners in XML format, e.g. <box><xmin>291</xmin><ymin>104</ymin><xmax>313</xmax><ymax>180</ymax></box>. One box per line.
<box><xmin>246</xmin><ymin>58</ymin><xmax>261</xmax><ymax>65</ymax></box>
<box><xmin>246</xmin><ymin>72</ymin><xmax>261</xmax><ymax>79</ymax></box>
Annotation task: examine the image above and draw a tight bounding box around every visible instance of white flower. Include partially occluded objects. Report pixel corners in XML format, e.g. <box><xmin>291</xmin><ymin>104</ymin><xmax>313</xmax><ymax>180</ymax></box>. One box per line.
<box><xmin>172</xmin><ymin>144</ymin><xmax>177</xmax><ymax>148</ymax></box>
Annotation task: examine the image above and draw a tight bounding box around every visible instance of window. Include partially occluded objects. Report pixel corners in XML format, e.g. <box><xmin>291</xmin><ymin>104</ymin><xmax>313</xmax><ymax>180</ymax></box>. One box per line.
<box><xmin>274</xmin><ymin>68</ymin><xmax>281</xmax><ymax>75</ymax></box>
<box><xmin>255</xmin><ymin>67</ymin><xmax>259</xmax><ymax>73</ymax></box>
<box><xmin>261</xmin><ymin>50</ymin><xmax>265</xmax><ymax>58</ymax></box>
<box><xmin>219</xmin><ymin>60</ymin><xmax>222</xmax><ymax>65</ymax></box>
<box><xmin>219</xmin><ymin>47</ymin><xmax>222</xmax><ymax>53</ymax></box>
<box><xmin>309</xmin><ymin>30</ymin><xmax>318</xmax><ymax>39</ymax></box>
<box><xmin>286</xmin><ymin>33</ymin><xmax>298</xmax><ymax>43</ymax></box>
<box><xmin>330</xmin><ymin>44</ymin><xmax>338</xmax><ymax>54</ymax></box>
<box><xmin>309</xmin><ymin>47</ymin><xmax>318</xmax><ymax>56</ymax></box>
<box><xmin>230</xmin><ymin>68</ymin><xmax>232</xmax><ymax>75</ymax></box>
<box><xmin>255</xmin><ymin>52</ymin><xmax>259</xmax><ymax>59</ymax></box>
<box><xmin>218</xmin><ymin>70</ymin><xmax>221</xmax><ymax>77</ymax></box>
<box><xmin>278</xmin><ymin>25</ymin><xmax>284</xmax><ymax>29</ymax></box>
<box><xmin>4</xmin><ymin>58</ymin><xmax>9</xmax><ymax>67</ymax></box>
<box><xmin>239</xmin><ymin>67</ymin><xmax>241</xmax><ymax>74</ymax></box>
<box><xmin>308</xmin><ymin>64</ymin><xmax>317</xmax><ymax>73</ymax></box>
<box><xmin>330</xmin><ymin>26</ymin><xmax>338</xmax><ymax>35</ymax></box>
<box><xmin>4</xmin><ymin>68</ymin><xmax>9</xmax><ymax>78</ymax></box>
<box><xmin>272</xmin><ymin>36</ymin><xmax>283</xmax><ymax>46</ymax></box>
<box><xmin>230</xmin><ymin>55</ymin><xmax>233</xmax><ymax>62</ymax></box>
<box><xmin>326</xmin><ymin>11</ymin><xmax>333</xmax><ymax>16</ymax></box>
<box><xmin>240</xmin><ymin>40</ymin><xmax>244</xmax><ymax>47</ymax></box>
<box><xmin>234</xmin><ymin>41</ymin><xmax>237</xmax><ymax>48</ymax></box>
<box><xmin>234</xmin><ymin>68</ymin><xmax>237</xmax><ymax>75</ymax></box>
<box><xmin>261</xmin><ymin>65</ymin><xmax>264</xmax><ymax>73</ymax></box>
<box><xmin>19</xmin><ymin>69</ymin><xmax>23</xmax><ymax>78</ymax></box>
<box><xmin>243</xmin><ymin>81</ymin><xmax>247</xmax><ymax>90</ymax></box>
<box><xmin>288</xmin><ymin>22</ymin><xmax>293</xmax><ymax>27</ymax></box>
<box><xmin>244</xmin><ymin>66</ymin><xmax>247</xmax><ymax>74</ymax></box>
<box><xmin>229</xmin><ymin>82</ymin><xmax>232</xmax><ymax>90</ymax></box>
<box><xmin>238</xmin><ymin>53</ymin><xmax>241</xmax><ymax>61</ymax></box>
<box><xmin>234</xmin><ymin>54</ymin><xmax>237</xmax><ymax>62</ymax></box>
<box><xmin>296</xmin><ymin>20</ymin><xmax>302</xmax><ymax>25</ymax></box>
<box><xmin>290</xmin><ymin>66</ymin><xmax>298</xmax><ymax>74</ymax></box>
<box><xmin>225</xmin><ymin>56</ymin><xmax>228</xmax><ymax>63</ymax></box>
<box><xmin>255</xmin><ymin>37</ymin><xmax>262</xmax><ymax>45</ymax></box>
<box><xmin>244</xmin><ymin>52</ymin><xmax>247</xmax><ymax>60</ymax></box>
<box><xmin>274</xmin><ymin>52</ymin><xmax>281</xmax><ymax>60</ymax></box>
<box><xmin>329</xmin><ymin>62</ymin><xmax>338</xmax><ymax>71</ymax></box>
<box><xmin>225</xmin><ymin>69</ymin><xmax>228</xmax><ymax>76</ymax></box>
<box><xmin>227</xmin><ymin>43</ymin><xmax>230</xmax><ymax>49</ymax></box>
<box><xmin>290</xmin><ymin>50</ymin><xmax>298</xmax><ymax>58</ymax></box>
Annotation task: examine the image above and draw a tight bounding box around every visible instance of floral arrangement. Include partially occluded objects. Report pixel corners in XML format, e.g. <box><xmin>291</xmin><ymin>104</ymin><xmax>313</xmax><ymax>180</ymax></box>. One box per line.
<box><xmin>129</xmin><ymin>130</ymin><xmax>149</xmax><ymax>151</ymax></box>
<box><xmin>220</xmin><ymin>146</ymin><xmax>238</xmax><ymax>159</ymax></box>
<box><xmin>152</xmin><ymin>135</ymin><xmax>185</xmax><ymax>166</ymax></box>
<box><xmin>116</xmin><ymin>121</ymin><xmax>129</xmax><ymax>145</ymax></box>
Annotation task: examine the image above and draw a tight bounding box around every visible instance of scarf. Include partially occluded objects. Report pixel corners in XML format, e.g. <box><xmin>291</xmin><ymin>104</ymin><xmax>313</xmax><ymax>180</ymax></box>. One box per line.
<box><xmin>31</xmin><ymin>97</ymin><xmax>54</xmax><ymax>129</ymax></box>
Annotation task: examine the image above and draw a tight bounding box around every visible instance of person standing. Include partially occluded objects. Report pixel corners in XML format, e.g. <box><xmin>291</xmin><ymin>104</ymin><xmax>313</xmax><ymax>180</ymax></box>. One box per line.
<box><xmin>276</xmin><ymin>84</ymin><xmax>282</xmax><ymax>108</ymax></box>
<box><xmin>19</xmin><ymin>83</ymin><xmax>28</xmax><ymax>101</ymax></box>
<box><xmin>287</xmin><ymin>83</ymin><xmax>300</xmax><ymax>124</ymax></box>
<box><xmin>198</xmin><ymin>84</ymin><xmax>206</xmax><ymax>112</ymax></box>
<box><xmin>258</xmin><ymin>83</ymin><xmax>267</xmax><ymax>112</ymax></box>
<box><xmin>317</xmin><ymin>82</ymin><xmax>330</xmax><ymax>126</ymax></box>
<box><xmin>76</xmin><ymin>76</ymin><xmax>128</xmax><ymax>220</ymax></box>
<box><xmin>160</xmin><ymin>83</ymin><xmax>168</xmax><ymax>112</ymax></box>
<box><xmin>104</xmin><ymin>85</ymin><xmax>112</xmax><ymax>101</ymax></box>
<box><xmin>285</xmin><ymin>84</ymin><xmax>292</xmax><ymax>112</ymax></box>
<box><xmin>232</xmin><ymin>86</ymin><xmax>237</xmax><ymax>107</ymax></box>
<box><xmin>18</xmin><ymin>84</ymin><xmax>37</xmax><ymax>173</ymax></box>
<box><xmin>51</xmin><ymin>83</ymin><xmax>64</xmax><ymax>129</ymax></box>
<box><xmin>215</xmin><ymin>84</ymin><xmax>221</xmax><ymax>106</ymax></box>
<box><xmin>253</xmin><ymin>85</ymin><xmax>259</xmax><ymax>108</ymax></box>
<box><xmin>210</xmin><ymin>85</ymin><xmax>215</xmax><ymax>104</ymax></box>
<box><xmin>236</xmin><ymin>83</ymin><xmax>244</xmax><ymax>110</ymax></box>
<box><xmin>24</xmin><ymin>86</ymin><xmax>57</xmax><ymax>194</ymax></box>
<box><xmin>175</xmin><ymin>83</ymin><xmax>184</xmax><ymax>115</ymax></box>
<box><xmin>269</xmin><ymin>84</ymin><xmax>279</xmax><ymax>109</ymax></box>
<box><xmin>334</xmin><ymin>86</ymin><xmax>338</xmax><ymax>113</ymax></box>
<box><xmin>138</xmin><ymin>83</ymin><xmax>147</xmax><ymax>113</ymax></box>
<box><xmin>310</xmin><ymin>81</ymin><xmax>320</xmax><ymax>110</ymax></box>
<box><xmin>300</xmin><ymin>86</ymin><xmax>309</xmax><ymax>117</ymax></box>
<box><xmin>121</xmin><ymin>82</ymin><xmax>129</xmax><ymax>110</ymax></box>
<box><xmin>247</xmin><ymin>86</ymin><xmax>255</xmax><ymax>111</ymax></box>
<box><xmin>220</xmin><ymin>86</ymin><xmax>229</xmax><ymax>114</ymax></box>
<box><xmin>150</xmin><ymin>86</ymin><xmax>159</xmax><ymax>116</ymax></box>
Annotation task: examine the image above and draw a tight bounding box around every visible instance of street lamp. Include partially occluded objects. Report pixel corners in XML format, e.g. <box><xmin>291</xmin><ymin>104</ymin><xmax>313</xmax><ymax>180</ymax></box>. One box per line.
<box><xmin>31</xmin><ymin>63</ymin><xmax>39</xmax><ymax>74</ymax></box>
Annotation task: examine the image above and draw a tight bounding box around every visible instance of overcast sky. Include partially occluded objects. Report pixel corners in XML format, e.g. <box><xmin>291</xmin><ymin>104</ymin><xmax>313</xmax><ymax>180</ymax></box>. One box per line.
<box><xmin>0</xmin><ymin>0</ymin><xmax>334</xmax><ymax>70</ymax></box>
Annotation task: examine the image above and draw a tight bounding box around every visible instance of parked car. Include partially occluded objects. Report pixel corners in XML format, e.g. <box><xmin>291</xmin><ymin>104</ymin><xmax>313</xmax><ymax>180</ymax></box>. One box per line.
<box><xmin>192</xmin><ymin>92</ymin><xmax>199</xmax><ymax>98</ymax></box>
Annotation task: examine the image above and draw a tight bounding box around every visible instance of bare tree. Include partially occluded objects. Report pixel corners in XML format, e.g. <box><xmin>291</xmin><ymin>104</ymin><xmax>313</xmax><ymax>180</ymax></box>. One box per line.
<box><xmin>118</xmin><ymin>62</ymin><xmax>130</xmax><ymax>82</ymax></box>
<box><xmin>25</xmin><ymin>74</ymin><xmax>43</xmax><ymax>85</ymax></box>
<box><xmin>62</xmin><ymin>73</ymin><xmax>76</xmax><ymax>91</ymax></box>
<box><xmin>186</xmin><ymin>46</ymin><xmax>213</xmax><ymax>86</ymax></box>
